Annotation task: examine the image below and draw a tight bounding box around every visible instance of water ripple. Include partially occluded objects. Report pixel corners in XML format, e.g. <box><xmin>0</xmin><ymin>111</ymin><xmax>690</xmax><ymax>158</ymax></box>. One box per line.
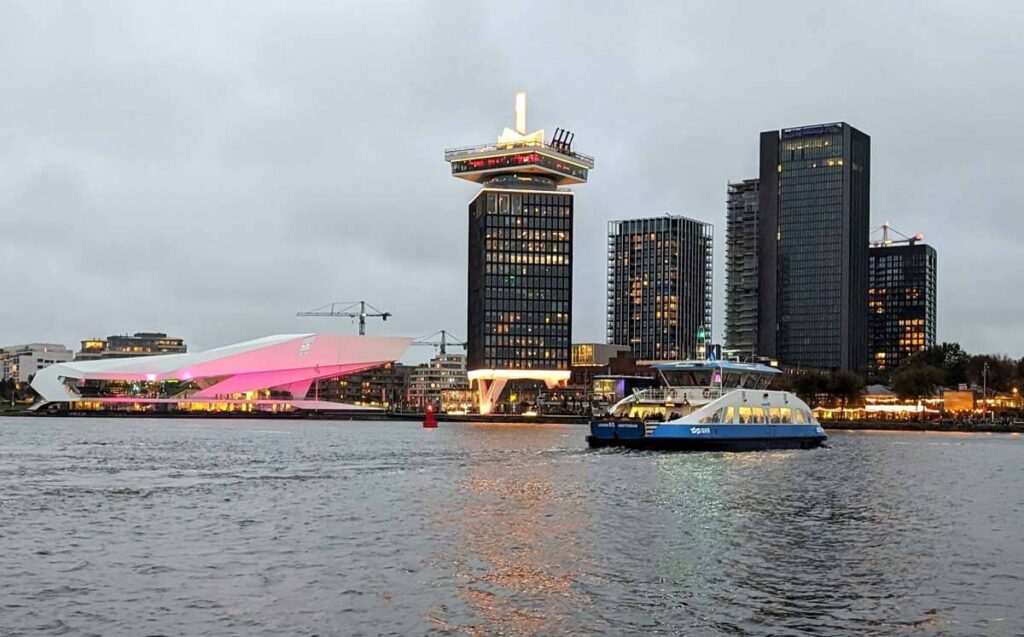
<box><xmin>1</xmin><ymin>419</ymin><xmax>1023</xmax><ymax>635</ymax></box>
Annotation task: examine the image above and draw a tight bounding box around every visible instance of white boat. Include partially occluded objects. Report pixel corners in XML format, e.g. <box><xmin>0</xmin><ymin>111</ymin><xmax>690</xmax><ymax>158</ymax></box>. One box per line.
<box><xmin>606</xmin><ymin>360</ymin><xmax>779</xmax><ymax>420</ymax></box>
<box><xmin>590</xmin><ymin>360</ymin><xmax>826</xmax><ymax>451</ymax></box>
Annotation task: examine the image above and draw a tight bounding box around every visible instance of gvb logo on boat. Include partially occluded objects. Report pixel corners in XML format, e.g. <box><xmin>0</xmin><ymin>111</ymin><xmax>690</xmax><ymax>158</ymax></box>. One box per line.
<box><xmin>690</xmin><ymin>427</ymin><xmax>711</xmax><ymax>435</ymax></box>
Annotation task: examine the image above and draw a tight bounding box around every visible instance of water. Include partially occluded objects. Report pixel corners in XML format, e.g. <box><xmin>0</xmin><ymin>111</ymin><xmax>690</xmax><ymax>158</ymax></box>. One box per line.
<box><xmin>1</xmin><ymin>418</ymin><xmax>1023</xmax><ymax>636</ymax></box>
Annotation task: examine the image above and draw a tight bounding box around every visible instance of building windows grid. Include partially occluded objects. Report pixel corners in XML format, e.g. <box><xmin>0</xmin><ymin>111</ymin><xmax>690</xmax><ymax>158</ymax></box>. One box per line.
<box><xmin>469</xmin><ymin>190</ymin><xmax>573</xmax><ymax>371</ymax></box>
<box><xmin>607</xmin><ymin>216</ymin><xmax>713</xmax><ymax>361</ymax></box>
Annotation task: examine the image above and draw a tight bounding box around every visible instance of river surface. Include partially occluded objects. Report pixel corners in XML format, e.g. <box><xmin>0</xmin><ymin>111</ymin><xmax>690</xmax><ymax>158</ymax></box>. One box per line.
<box><xmin>1</xmin><ymin>418</ymin><xmax>1023</xmax><ymax>636</ymax></box>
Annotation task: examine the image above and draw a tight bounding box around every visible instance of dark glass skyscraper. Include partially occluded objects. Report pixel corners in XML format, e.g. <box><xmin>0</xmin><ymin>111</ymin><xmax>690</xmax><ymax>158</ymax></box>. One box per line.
<box><xmin>869</xmin><ymin>241</ymin><xmax>937</xmax><ymax>372</ymax></box>
<box><xmin>724</xmin><ymin>179</ymin><xmax>760</xmax><ymax>359</ymax></box>
<box><xmin>466</xmin><ymin>186</ymin><xmax>573</xmax><ymax>372</ymax></box>
<box><xmin>758</xmin><ymin>123</ymin><xmax>870</xmax><ymax>371</ymax></box>
<box><xmin>445</xmin><ymin>93</ymin><xmax>594</xmax><ymax>413</ymax></box>
<box><xmin>607</xmin><ymin>216</ymin><xmax>713</xmax><ymax>361</ymax></box>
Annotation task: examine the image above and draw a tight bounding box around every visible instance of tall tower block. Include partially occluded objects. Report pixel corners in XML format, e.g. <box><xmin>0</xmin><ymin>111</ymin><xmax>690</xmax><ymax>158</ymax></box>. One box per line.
<box><xmin>758</xmin><ymin>122</ymin><xmax>870</xmax><ymax>371</ymax></box>
<box><xmin>444</xmin><ymin>94</ymin><xmax>595</xmax><ymax>414</ymax></box>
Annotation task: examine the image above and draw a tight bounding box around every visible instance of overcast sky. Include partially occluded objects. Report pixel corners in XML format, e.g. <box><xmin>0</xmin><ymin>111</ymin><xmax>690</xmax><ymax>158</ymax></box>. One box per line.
<box><xmin>2</xmin><ymin>1</ymin><xmax>1022</xmax><ymax>362</ymax></box>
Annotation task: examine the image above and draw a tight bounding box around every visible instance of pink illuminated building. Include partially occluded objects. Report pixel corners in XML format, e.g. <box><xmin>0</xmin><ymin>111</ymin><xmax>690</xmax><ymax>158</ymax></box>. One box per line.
<box><xmin>30</xmin><ymin>333</ymin><xmax>412</xmax><ymax>413</ymax></box>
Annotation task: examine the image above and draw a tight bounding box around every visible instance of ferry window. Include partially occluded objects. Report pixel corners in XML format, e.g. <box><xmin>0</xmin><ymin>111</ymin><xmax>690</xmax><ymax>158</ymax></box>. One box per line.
<box><xmin>751</xmin><ymin>407</ymin><xmax>765</xmax><ymax>423</ymax></box>
<box><xmin>769</xmin><ymin>408</ymin><xmax>781</xmax><ymax>423</ymax></box>
<box><xmin>743</xmin><ymin>375</ymin><xmax>758</xmax><ymax>389</ymax></box>
<box><xmin>780</xmin><ymin>407</ymin><xmax>792</xmax><ymax>423</ymax></box>
<box><xmin>738</xmin><ymin>406</ymin><xmax>752</xmax><ymax>424</ymax></box>
<box><xmin>723</xmin><ymin>406</ymin><xmax>736</xmax><ymax>423</ymax></box>
<box><xmin>794</xmin><ymin>409</ymin><xmax>807</xmax><ymax>424</ymax></box>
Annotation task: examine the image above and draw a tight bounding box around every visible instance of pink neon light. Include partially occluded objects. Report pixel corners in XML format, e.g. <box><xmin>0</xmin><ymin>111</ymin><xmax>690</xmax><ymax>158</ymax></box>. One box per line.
<box><xmin>145</xmin><ymin>373</ymin><xmax>157</xmax><ymax>381</ymax></box>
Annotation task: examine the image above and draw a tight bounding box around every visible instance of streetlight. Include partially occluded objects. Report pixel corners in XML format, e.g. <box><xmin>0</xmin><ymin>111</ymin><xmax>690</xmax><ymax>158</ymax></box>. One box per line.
<box><xmin>982</xmin><ymin>361</ymin><xmax>990</xmax><ymax>419</ymax></box>
<box><xmin>314</xmin><ymin>363</ymin><xmax>320</xmax><ymax>415</ymax></box>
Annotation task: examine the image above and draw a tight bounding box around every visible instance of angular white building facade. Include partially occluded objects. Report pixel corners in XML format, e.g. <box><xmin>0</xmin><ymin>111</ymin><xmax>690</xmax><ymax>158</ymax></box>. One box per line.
<box><xmin>31</xmin><ymin>333</ymin><xmax>411</xmax><ymax>412</ymax></box>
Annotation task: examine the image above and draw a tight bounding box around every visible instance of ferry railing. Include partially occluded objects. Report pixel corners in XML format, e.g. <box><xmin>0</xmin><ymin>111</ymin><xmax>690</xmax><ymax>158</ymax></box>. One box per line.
<box><xmin>631</xmin><ymin>387</ymin><xmax>727</xmax><ymax>403</ymax></box>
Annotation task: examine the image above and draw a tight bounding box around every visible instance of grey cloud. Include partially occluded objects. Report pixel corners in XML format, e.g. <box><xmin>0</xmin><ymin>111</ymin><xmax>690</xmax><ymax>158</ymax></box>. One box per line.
<box><xmin>2</xmin><ymin>0</ymin><xmax>1023</xmax><ymax>361</ymax></box>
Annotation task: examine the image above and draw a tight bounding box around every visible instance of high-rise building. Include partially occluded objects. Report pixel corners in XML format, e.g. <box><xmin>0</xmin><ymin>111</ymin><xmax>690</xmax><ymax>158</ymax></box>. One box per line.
<box><xmin>869</xmin><ymin>239</ymin><xmax>937</xmax><ymax>372</ymax></box>
<box><xmin>758</xmin><ymin>122</ymin><xmax>870</xmax><ymax>371</ymax></box>
<box><xmin>724</xmin><ymin>179</ymin><xmax>760</xmax><ymax>359</ymax></box>
<box><xmin>607</xmin><ymin>216</ymin><xmax>713</xmax><ymax>362</ymax></box>
<box><xmin>444</xmin><ymin>93</ymin><xmax>594</xmax><ymax>414</ymax></box>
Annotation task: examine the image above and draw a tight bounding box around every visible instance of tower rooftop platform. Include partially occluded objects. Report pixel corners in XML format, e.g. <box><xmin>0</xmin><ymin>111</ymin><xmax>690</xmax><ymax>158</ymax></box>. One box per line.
<box><xmin>444</xmin><ymin>92</ymin><xmax>594</xmax><ymax>186</ymax></box>
<box><xmin>444</xmin><ymin>140</ymin><xmax>594</xmax><ymax>186</ymax></box>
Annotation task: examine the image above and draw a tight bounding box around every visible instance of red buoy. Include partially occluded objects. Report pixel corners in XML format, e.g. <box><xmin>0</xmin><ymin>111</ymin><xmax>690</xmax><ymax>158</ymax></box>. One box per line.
<box><xmin>423</xmin><ymin>404</ymin><xmax>438</xmax><ymax>428</ymax></box>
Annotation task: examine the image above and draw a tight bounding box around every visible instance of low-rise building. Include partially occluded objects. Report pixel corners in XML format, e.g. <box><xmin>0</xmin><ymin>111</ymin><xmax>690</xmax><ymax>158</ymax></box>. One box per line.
<box><xmin>0</xmin><ymin>343</ymin><xmax>74</xmax><ymax>383</ymax></box>
<box><xmin>76</xmin><ymin>332</ymin><xmax>187</xmax><ymax>360</ymax></box>
<box><xmin>317</xmin><ymin>362</ymin><xmax>416</xmax><ymax>409</ymax></box>
<box><xmin>408</xmin><ymin>353</ymin><xmax>469</xmax><ymax>410</ymax></box>
<box><xmin>570</xmin><ymin>342</ymin><xmax>641</xmax><ymax>389</ymax></box>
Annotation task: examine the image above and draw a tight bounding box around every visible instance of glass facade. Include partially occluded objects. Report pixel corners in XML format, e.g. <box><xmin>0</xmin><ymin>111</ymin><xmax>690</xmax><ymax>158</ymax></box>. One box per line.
<box><xmin>607</xmin><ymin>216</ymin><xmax>713</xmax><ymax>361</ymax></box>
<box><xmin>869</xmin><ymin>243</ymin><xmax>937</xmax><ymax>371</ymax></box>
<box><xmin>467</xmin><ymin>187</ymin><xmax>573</xmax><ymax>371</ymax></box>
<box><xmin>759</xmin><ymin>122</ymin><xmax>870</xmax><ymax>371</ymax></box>
<box><xmin>724</xmin><ymin>179</ymin><xmax>760</xmax><ymax>358</ymax></box>
<box><xmin>778</xmin><ymin>127</ymin><xmax>845</xmax><ymax>367</ymax></box>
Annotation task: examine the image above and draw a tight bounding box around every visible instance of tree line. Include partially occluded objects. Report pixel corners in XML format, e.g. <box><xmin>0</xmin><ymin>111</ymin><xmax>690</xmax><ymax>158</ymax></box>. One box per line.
<box><xmin>769</xmin><ymin>342</ymin><xmax>1024</xmax><ymax>404</ymax></box>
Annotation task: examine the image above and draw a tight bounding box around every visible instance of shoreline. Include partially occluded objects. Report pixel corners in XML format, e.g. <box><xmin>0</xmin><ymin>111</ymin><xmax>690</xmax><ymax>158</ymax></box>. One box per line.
<box><xmin>820</xmin><ymin>420</ymin><xmax>1024</xmax><ymax>434</ymax></box>
<box><xmin>3</xmin><ymin>408</ymin><xmax>1023</xmax><ymax>434</ymax></box>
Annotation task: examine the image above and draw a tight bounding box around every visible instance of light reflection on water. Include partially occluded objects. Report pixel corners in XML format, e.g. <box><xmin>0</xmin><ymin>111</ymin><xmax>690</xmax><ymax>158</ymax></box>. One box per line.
<box><xmin>1</xmin><ymin>419</ymin><xmax>1022</xmax><ymax>635</ymax></box>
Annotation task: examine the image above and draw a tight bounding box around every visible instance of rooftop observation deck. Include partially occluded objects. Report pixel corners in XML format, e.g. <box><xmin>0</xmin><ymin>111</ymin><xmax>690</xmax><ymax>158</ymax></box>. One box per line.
<box><xmin>444</xmin><ymin>139</ymin><xmax>595</xmax><ymax>186</ymax></box>
<box><xmin>444</xmin><ymin>139</ymin><xmax>595</xmax><ymax>166</ymax></box>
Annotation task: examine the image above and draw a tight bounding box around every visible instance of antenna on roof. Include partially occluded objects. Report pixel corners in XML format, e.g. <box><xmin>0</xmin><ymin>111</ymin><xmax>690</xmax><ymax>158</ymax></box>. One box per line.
<box><xmin>551</xmin><ymin>127</ymin><xmax>574</xmax><ymax>153</ymax></box>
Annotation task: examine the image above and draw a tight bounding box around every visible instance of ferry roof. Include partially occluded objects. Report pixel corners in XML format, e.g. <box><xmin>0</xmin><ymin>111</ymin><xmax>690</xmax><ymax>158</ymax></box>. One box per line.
<box><xmin>651</xmin><ymin>360</ymin><xmax>782</xmax><ymax>375</ymax></box>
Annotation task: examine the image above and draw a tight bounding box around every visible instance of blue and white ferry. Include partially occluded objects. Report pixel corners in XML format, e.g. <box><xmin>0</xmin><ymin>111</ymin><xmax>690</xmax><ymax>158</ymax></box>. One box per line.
<box><xmin>587</xmin><ymin>360</ymin><xmax>827</xmax><ymax>451</ymax></box>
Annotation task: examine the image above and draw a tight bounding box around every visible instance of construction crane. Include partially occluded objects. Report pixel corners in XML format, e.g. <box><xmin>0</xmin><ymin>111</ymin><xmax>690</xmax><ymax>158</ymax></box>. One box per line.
<box><xmin>410</xmin><ymin>330</ymin><xmax>466</xmax><ymax>355</ymax></box>
<box><xmin>871</xmin><ymin>221</ymin><xmax>924</xmax><ymax>247</ymax></box>
<box><xmin>295</xmin><ymin>301</ymin><xmax>391</xmax><ymax>336</ymax></box>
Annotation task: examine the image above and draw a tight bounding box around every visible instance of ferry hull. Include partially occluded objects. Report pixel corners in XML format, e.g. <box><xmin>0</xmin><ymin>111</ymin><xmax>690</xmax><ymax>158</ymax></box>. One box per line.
<box><xmin>587</xmin><ymin>422</ymin><xmax>827</xmax><ymax>452</ymax></box>
<box><xmin>586</xmin><ymin>435</ymin><xmax>825</xmax><ymax>451</ymax></box>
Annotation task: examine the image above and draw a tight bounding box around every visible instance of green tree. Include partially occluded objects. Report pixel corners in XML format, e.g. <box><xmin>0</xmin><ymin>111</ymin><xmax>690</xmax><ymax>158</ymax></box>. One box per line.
<box><xmin>967</xmin><ymin>354</ymin><xmax>1017</xmax><ymax>393</ymax></box>
<box><xmin>769</xmin><ymin>373</ymin><xmax>795</xmax><ymax>393</ymax></box>
<box><xmin>828</xmin><ymin>370</ymin><xmax>865</xmax><ymax>408</ymax></box>
<box><xmin>904</xmin><ymin>342</ymin><xmax>969</xmax><ymax>386</ymax></box>
<box><xmin>866</xmin><ymin>366</ymin><xmax>893</xmax><ymax>387</ymax></box>
<box><xmin>892</xmin><ymin>365</ymin><xmax>945</xmax><ymax>400</ymax></box>
<box><xmin>792</xmin><ymin>371</ymin><xmax>829</xmax><ymax>407</ymax></box>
